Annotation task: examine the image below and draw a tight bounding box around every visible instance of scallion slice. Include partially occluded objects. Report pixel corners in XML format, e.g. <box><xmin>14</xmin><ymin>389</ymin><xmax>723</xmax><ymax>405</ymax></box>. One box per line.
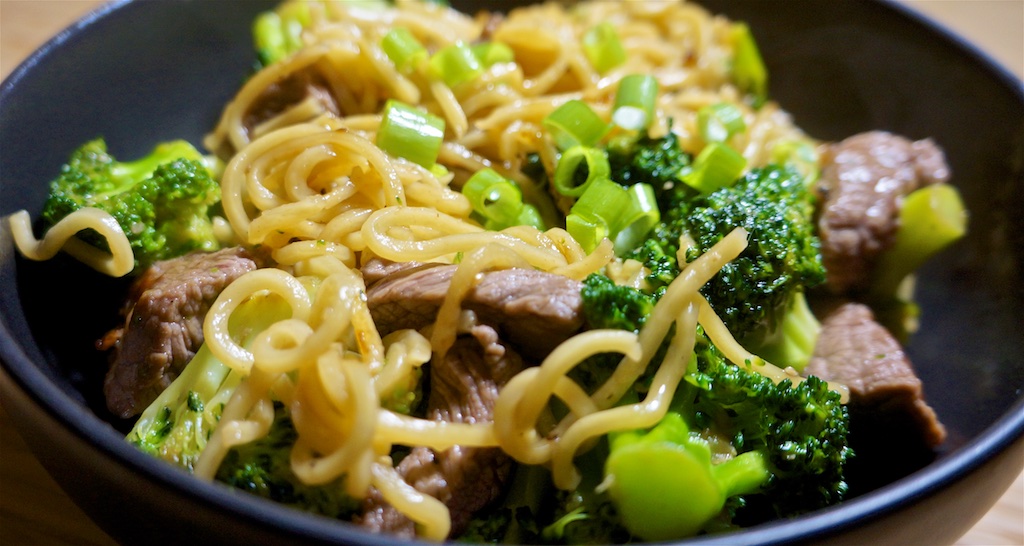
<box><xmin>681</xmin><ymin>142</ymin><xmax>746</xmax><ymax>194</ymax></box>
<box><xmin>429</xmin><ymin>41</ymin><xmax>483</xmax><ymax>87</ymax></box>
<box><xmin>543</xmin><ymin>100</ymin><xmax>610</xmax><ymax>150</ymax></box>
<box><xmin>382</xmin><ymin>28</ymin><xmax>427</xmax><ymax>72</ymax></box>
<box><xmin>462</xmin><ymin>168</ymin><xmax>524</xmax><ymax>226</ymax></box>
<box><xmin>552</xmin><ymin>146</ymin><xmax>611</xmax><ymax>197</ymax></box>
<box><xmin>582</xmin><ymin>22</ymin><xmax>627</xmax><ymax>74</ymax></box>
<box><xmin>514</xmin><ymin>204</ymin><xmax>545</xmax><ymax>231</ymax></box>
<box><xmin>613</xmin><ymin>182</ymin><xmax>660</xmax><ymax>254</ymax></box>
<box><xmin>472</xmin><ymin>41</ymin><xmax>515</xmax><ymax>67</ymax></box>
<box><xmin>612</xmin><ymin>74</ymin><xmax>658</xmax><ymax>131</ymax></box>
<box><xmin>253</xmin><ymin>1</ymin><xmax>310</xmax><ymax>66</ymax></box>
<box><xmin>697</xmin><ymin>103</ymin><xmax>746</xmax><ymax>143</ymax></box>
<box><xmin>461</xmin><ymin>168</ymin><xmax>546</xmax><ymax>230</ymax></box>
<box><xmin>567</xmin><ymin>178</ymin><xmax>659</xmax><ymax>254</ymax></box>
<box><xmin>566</xmin><ymin>213</ymin><xmax>610</xmax><ymax>255</ymax></box>
<box><xmin>376</xmin><ymin>99</ymin><xmax>446</xmax><ymax>168</ymax></box>
<box><xmin>731</xmin><ymin>22</ymin><xmax>768</xmax><ymax>102</ymax></box>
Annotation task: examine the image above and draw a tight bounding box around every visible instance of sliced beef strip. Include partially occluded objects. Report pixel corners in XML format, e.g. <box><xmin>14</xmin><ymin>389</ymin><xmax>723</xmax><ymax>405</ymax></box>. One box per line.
<box><xmin>362</xmin><ymin>259</ymin><xmax>584</xmax><ymax>361</ymax></box>
<box><xmin>102</xmin><ymin>247</ymin><xmax>264</xmax><ymax>418</ymax></box>
<box><xmin>359</xmin><ymin>324</ymin><xmax>524</xmax><ymax>538</ymax></box>
<box><xmin>816</xmin><ymin>131</ymin><xmax>950</xmax><ymax>294</ymax></box>
<box><xmin>805</xmin><ymin>301</ymin><xmax>946</xmax><ymax>448</ymax></box>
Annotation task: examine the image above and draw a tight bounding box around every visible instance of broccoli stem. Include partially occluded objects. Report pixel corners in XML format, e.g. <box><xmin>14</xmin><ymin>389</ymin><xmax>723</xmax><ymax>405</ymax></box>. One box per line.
<box><xmin>870</xmin><ymin>183</ymin><xmax>968</xmax><ymax>300</ymax></box>
<box><xmin>127</xmin><ymin>289</ymin><xmax>293</xmax><ymax>472</ymax></box>
<box><xmin>128</xmin><ymin>343</ymin><xmax>242</xmax><ymax>471</ymax></box>
<box><xmin>105</xmin><ymin>140</ymin><xmax>205</xmax><ymax>190</ymax></box>
<box><xmin>603</xmin><ymin>412</ymin><xmax>770</xmax><ymax>541</ymax></box>
<box><xmin>744</xmin><ymin>290</ymin><xmax>821</xmax><ymax>372</ymax></box>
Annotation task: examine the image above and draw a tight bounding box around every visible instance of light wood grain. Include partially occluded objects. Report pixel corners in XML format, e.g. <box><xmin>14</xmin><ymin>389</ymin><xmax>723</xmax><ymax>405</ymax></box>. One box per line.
<box><xmin>0</xmin><ymin>1</ymin><xmax>1021</xmax><ymax>545</ymax></box>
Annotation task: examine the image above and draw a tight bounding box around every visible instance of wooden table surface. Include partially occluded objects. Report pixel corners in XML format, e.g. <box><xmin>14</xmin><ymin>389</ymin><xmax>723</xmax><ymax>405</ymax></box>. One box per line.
<box><xmin>1</xmin><ymin>1</ymin><xmax>1022</xmax><ymax>544</ymax></box>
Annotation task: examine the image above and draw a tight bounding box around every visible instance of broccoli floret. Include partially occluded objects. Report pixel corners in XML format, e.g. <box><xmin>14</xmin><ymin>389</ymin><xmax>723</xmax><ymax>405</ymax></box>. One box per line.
<box><xmin>607</xmin><ymin>129</ymin><xmax>690</xmax><ymax>205</ymax></box>
<box><xmin>599</xmin><ymin>330</ymin><xmax>850</xmax><ymax>542</ymax></box>
<box><xmin>684</xmin><ymin>332</ymin><xmax>851</xmax><ymax>521</ymax></box>
<box><xmin>216</xmin><ymin>403</ymin><xmax>362</xmax><ymax>519</ymax></box>
<box><xmin>126</xmin><ymin>290</ymin><xmax>290</xmax><ymax>472</ymax></box>
<box><xmin>460</xmin><ymin>508</ymin><xmax>516</xmax><ymax>544</ymax></box>
<box><xmin>460</xmin><ymin>461</ymin><xmax>550</xmax><ymax>543</ymax></box>
<box><xmin>542</xmin><ymin>441</ymin><xmax>632</xmax><ymax>545</ymax></box>
<box><xmin>126</xmin><ymin>340</ymin><xmax>240</xmax><ymax>471</ymax></box>
<box><xmin>40</xmin><ymin>138</ymin><xmax>221</xmax><ymax>271</ymax></box>
<box><xmin>580</xmin><ymin>273</ymin><xmax>657</xmax><ymax>333</ymax></box>
<box><xmin>632</xmin><ymin>165</ymin><xmax>826</xmax><ymax>370</ymax></box>
<box><xmin>678</xmin><ymin>166</ymin><xmax>825</xmax><ymax>333</ymax></box>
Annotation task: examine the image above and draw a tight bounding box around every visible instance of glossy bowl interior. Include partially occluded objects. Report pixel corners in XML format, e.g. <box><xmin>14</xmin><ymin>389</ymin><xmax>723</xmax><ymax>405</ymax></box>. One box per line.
<box><xmin>1</xmin><ymin>1</ymin><xmax>1022</xmax><ymax>545</ymax></box>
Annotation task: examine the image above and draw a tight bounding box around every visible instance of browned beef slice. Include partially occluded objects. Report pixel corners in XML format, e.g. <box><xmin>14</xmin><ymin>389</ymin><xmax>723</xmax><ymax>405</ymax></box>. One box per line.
<box><xmin>359</xmin><ymin>324</ymin><xmax>523</xmax><ymax>538</ymax></box>
<box><xmin>805</xmin><ymin>302</ymin><xmax>946</xmax><ymax>448</ymax></box>
<box><xmin>816</xmin><ymin>131</ymin><xmax>950</xmax><ymax>294</ymax></box>
<box><xmin>363</xmin><ymin>259</ymin><xmax>584</xmax><ymax>360</ymax></box>
<box><xmin>102</xmin><ymin>247</ymin><xmax>263</xmax><ymax>418</ymax></box>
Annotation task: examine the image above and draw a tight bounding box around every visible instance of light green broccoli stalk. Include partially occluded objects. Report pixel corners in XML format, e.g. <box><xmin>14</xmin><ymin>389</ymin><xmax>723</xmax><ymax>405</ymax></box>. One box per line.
<box><xmin>604</xmin><ymin>412</ymin><xmax>770</xmax><ymax>541</ymax></box>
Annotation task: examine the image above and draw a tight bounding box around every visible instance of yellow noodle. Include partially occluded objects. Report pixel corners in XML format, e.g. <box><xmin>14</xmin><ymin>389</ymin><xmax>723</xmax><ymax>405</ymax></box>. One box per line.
<box><xmin>9</xmin><ymin>209</ymin><xmax>135</xmax><ymax>277</ymax></box>
<box><xmin>204</xmin><ymin>268</ymin><xmax>312</xmax><ymax>373</ymax></box>
<box><xmin>493</xmin><ymin>329</ymin><xmax>641</xmax><ymax>465</ymax></box>
<box><xmin>370</xmin><ymin>459</ymin><xmax>451</xmax><ymax>541</ymax></box>
<box><xmin>430</xmin><ymin>243</ymin><xmax>532</xmax><ymax>357</ymax></box>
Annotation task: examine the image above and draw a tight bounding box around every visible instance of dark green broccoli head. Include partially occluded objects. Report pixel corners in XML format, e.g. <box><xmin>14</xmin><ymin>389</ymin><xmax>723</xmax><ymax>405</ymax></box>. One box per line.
<box><xmin>676</xmin><ymin>165</ymin><xmax>824</xmax><ymax>336</ymax></box>
<box><xmin>216</xmin><ymin>405</ymin><xmax>362</xmax><ymax>519</ymax></box>
<box><xmin>580</xmin><ymin>273</ymin><xmax>657</xmax><ymax>333</ymax></box>
<box><xmin>685</xmin><ymin>332</ymin><xmax>851</xmax><ymax>520</ymax></box>
<box><xmin>40</xmin><ymin>138</ymin><xmax>221</xmax><ymax>271</ymax></box>
<box><xmin>40</xmin><ymin>139</ymin><xmax>119</xmax><ymax>224</ymax></box>
<box><xmin>607</xmin><ymin>130</ymin><xmax>689</xmax><ymax>199</ymax></box>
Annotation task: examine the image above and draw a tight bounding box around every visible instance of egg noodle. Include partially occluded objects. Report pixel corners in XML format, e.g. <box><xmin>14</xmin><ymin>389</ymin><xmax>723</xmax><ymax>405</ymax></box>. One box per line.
<box><xmin>10</xmin><ymin>0</ymin><xmax>837</xmax><ymax>540</ymax></box>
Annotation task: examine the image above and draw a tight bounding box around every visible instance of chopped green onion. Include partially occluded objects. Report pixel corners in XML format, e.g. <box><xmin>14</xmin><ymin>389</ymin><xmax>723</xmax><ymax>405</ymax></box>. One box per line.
<box><xmin>552</xmin><ymin>146</ymin><xmax>611</xmax><ymax>197</ymax></box>
<box><xmin>543</xmin><ymin>100</ymin><xmax>610</xmax><ymax>150</ymax></box>
<box><xmin>731</xmin><ymin>22</ymin><xmax>768</xmax><ymax>103</ymax></box>
<box><xmin>462</xmin><ymin>168</ymin><xmax>525</xmax><ymax>228</ymax></box>
<box><xmin>582</xmin><ymin>22</ymin><xmax>627</xmax><ymax>74</ymax></box>
<box><xmin>461</xmin><ymin>169</ymin><xmax>545</xmax><ymax>230</ymax></box>
<box><xmin>771</xmin><ymin>139</ymin><xmax>820</xmax><ymax>187</ymax></box>
<box><xmin>681</xmin><ymin>142</ymin><xmax>746</xmax><ymax>194</ymax></box>
<box><xmin>472</xmin><ymin>41</ymin><xmax>515</xmax><ymax>67</ymax></box>
<box><xmin>613</xmin><ymin>183</ymin><xmax>660</xmax><ymax>254</ymax></box>
<box><xmin>566</xmin><ymin>213</ymin><xmax>609</xmax><ymax>255</ymax></box>
<box><xmin>429</xmin><ymin>163</ymin><xmax>450</xmax><ymax>180</ymax></box>
<box><xmin>376</xmin><ymin>99</ymin><xmax>446</xmax><ymax>168</ymax></box>
<box><xmin>612</xmin><ymin>74</ymin><xmax>658</xmax><ymax>131</ymax></box>
<box><xmin>253</xmin><ymin>2</ymin><xmax>311</xmax><ymax>66</ymax></box>
<box><xmin>429</xmin><ymin>41</ymin><xmax>482</xmax><ymax>87</ymax></box>
<box><xmin>254</xmin><ymin>13</ymin><xmax>287</xmax><ymax>66</ymax></box>
<box><xmin>568</xmin><ymin>178</ymin><xmax>629</xmax><ymax>253</ymax></box>
<box><xmin>514</xmin><ymin>203</ymin><xmax>545</xmax><ymax>230</ymax></box>
<box><xmin>382</xmin><ymin>28</ymin><xmax>427</xmax><ymax>72</ymax></box>
<box><xmin>697</xmin><ymin>103</ymin><xmax>746</xmax><ymax>143</ymax></box>
<box><xmin>566</xmin><ymin>178</ymin><xmax>659</xmax><ymax>254</ymax></box>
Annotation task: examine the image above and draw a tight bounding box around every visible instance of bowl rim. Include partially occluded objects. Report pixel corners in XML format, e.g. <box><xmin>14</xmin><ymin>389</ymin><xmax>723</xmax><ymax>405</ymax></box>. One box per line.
<box><xmin>1</xmin><ymin>0</ymin><xmax>1022</xmax><ymax>544</ymax></box>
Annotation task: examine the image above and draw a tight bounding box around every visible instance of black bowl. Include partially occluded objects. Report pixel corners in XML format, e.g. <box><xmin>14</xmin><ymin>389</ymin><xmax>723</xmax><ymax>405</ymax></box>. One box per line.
<box><xmin>1</xmin><ymin>1</ymin><xmax>1022</xmax><ymax>545</ymax></box>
